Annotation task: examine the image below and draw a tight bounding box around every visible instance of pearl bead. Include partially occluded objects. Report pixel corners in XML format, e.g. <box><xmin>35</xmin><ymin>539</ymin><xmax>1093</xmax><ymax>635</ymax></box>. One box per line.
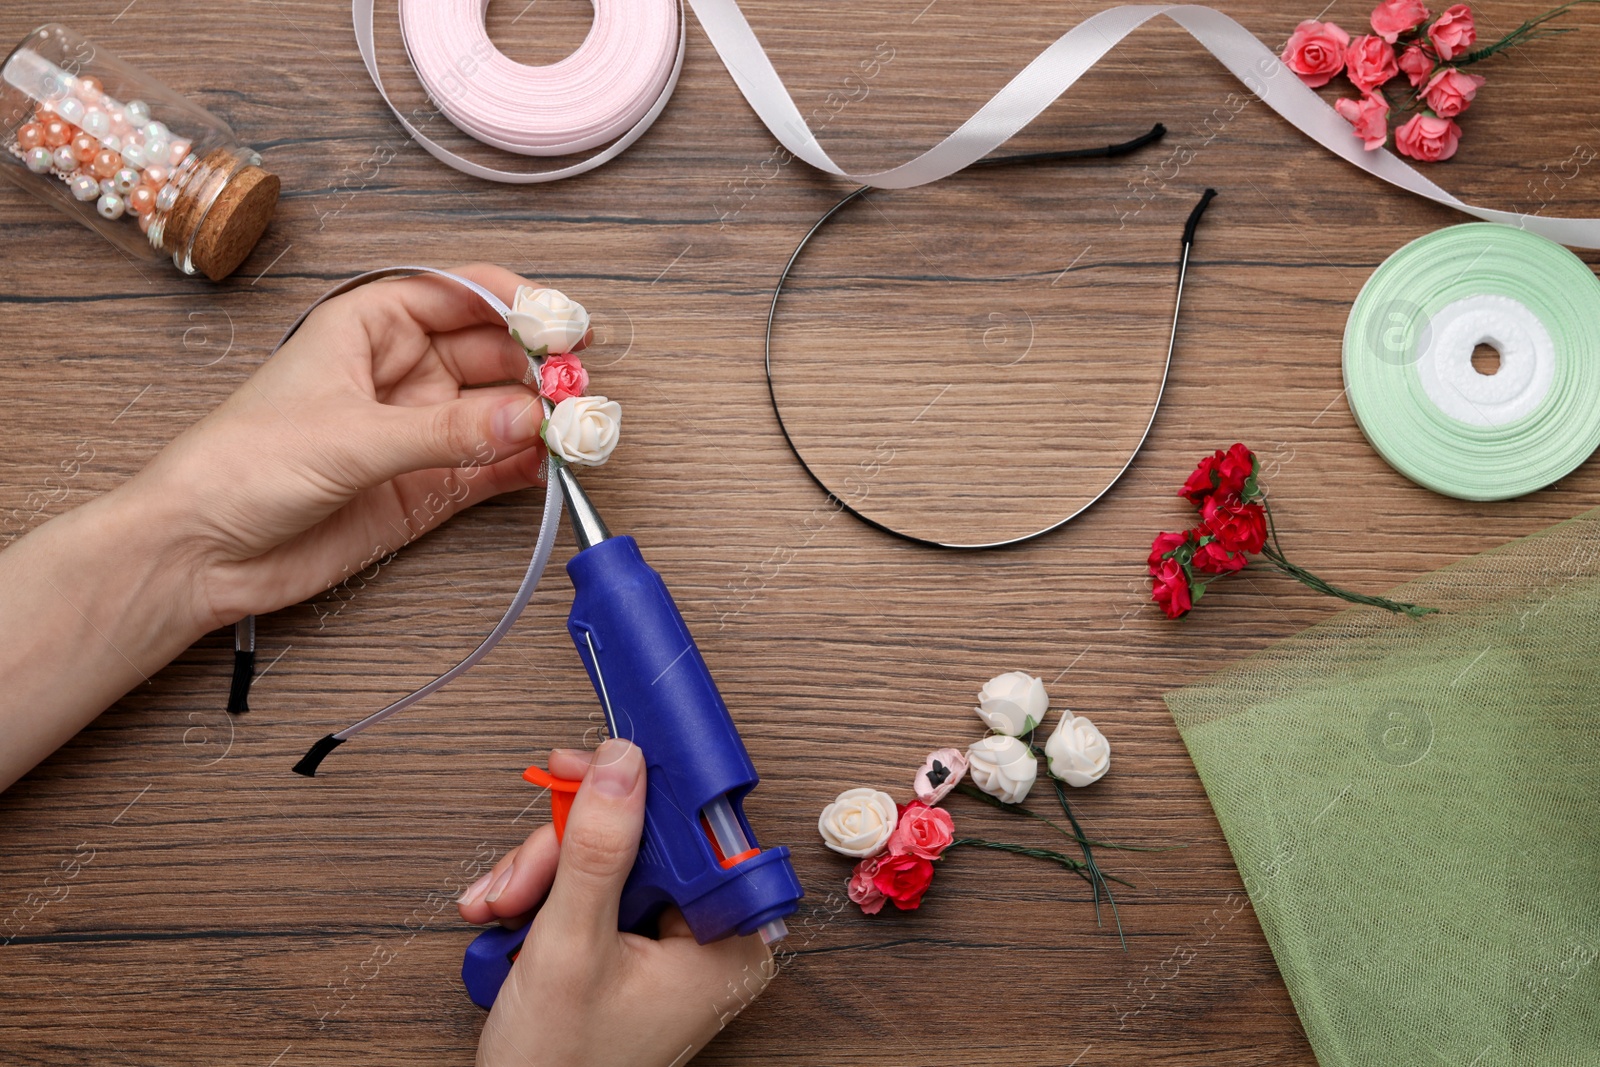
<box><xmin>91</xmin><ymin>149</ymin><xmax>121</xmax><ymax>179</ymax></box>
<box><xmin>137</xmin><ymin>211</ymin><xmax>153</xmax><ymax>234</ymax></box>
<box><xmin>125</xmin><ymin>100</ymin><xmax>150</xmax><ymax>125</ymax></box>
<box><xmin>42</xmin><ymin>119</ymin><xmax>72</xmax><ymax>147</ymax></box>
<box><xmin>71</xmin><ymin>133</ymin><xmax>98</xmax><ymax>163</ymax></box>
<box><xmin>144</xmin><ymin>136</ymin><xmax>169</xmax><ymax>163</ymax></box>
<box><xmin>100</xmin><ymin>178</ymin><xmax>118</xmax><ymax>198</ymax></box>
<box><xmin>52</xmin><ymin>145</ymin><xmax>77</xmax><ymax>172</ymax></box>
<box><xmin>70</xmin><ymin>174</ymin><xmax>100</xmax><ymax>201</ymax></box>
<box><xmin>155</xmin><ymin>183</ymin><xmax>179</xmax><ymax>211</ymax></box>
<box><xmin>111</xmin><ymin>167</ymin><xmax>141</xmax><ymax>195</ymax></box>
<box><xmin>107</xmin><ymin>107</ymin><xmax>126</xmax><ymax>128</ymax></box>
<box><xmin>76</xmin><ymin>77</ymin><xmax>104</xmax><ymax>106</ymax></box>
<box><xmin>17</xmin><ymin>123</ymin><xmax>44</xmax><ymax>150</ymax></box>
<box><xmin>96</xmin><ymin>192</ymin><xmax>125</xmax><ymax>220</ymax></box>
<box><xmin>129</xmin><ymin>184</ymin><xmax>157</xmax><ymax>215</ymax></box>
<box><xmin>46</xmin><ymin>72</ymin><xmax>75</xmax><ymax>100</ymax></box>
<box><xmin>98</xmin><ymin>134</ymin><xmax>122</xmax><ymax>153</ymax></box>
<box><xmin>143</xmin><ymin>164</ymin><xmax>169</xmax><ymax>186</ymax></box>
<box><xmin>168</xmin><ymin>139</ymin><xmax>191</xmax><ymax>166</ymax></box>
<box><xmin>144</xmin><ymin>120</ymin><xmax>169</xmax><ymax>141</ymax></box>
<box><xmin>119</xmin><ymin>143</ymin><xmax>147</xmax><ymax>169</ymax></box>
<box><xmin>56</xmin><ymin>97</ymin><xmax>85</xmax><ymax>125</ymax></box>
<box><xmin>81</xmin><ymin>108</ymin><xmax>109</xmax><ymax>138</ymax></box>
<box><xmin>24</xmin><ymin>146</ymin><xmax>54</xmax><ymax>173</ymax></box>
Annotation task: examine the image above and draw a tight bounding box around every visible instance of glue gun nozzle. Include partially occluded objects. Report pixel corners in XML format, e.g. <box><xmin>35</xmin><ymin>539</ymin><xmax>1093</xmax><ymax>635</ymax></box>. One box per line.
<box><xmin>554</xmin><ymin>462</ymin><xmax>611</xmax><ymax>550</ymax></box>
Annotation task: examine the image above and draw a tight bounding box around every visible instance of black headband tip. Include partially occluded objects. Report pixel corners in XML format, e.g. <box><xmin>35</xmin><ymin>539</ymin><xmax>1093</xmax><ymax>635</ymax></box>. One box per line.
<box><xmin>292</xmin><ymin>734</ymin><xmax>346</xmax><ymax>777</ymax></box>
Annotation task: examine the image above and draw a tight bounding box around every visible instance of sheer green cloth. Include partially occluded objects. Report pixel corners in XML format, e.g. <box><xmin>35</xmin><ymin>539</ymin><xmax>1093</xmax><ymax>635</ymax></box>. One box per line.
<box><xmin>1166</xmin><ymin>509</ymin><xmax>1600</xmax><ymax>1066</ymax></box>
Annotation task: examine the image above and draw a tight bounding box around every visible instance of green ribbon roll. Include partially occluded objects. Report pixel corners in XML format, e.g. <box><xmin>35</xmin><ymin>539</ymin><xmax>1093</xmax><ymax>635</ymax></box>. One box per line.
<box><xmin>1343</xmin><ymin>223</ymin><xmax>1600</xmax><ymax>500</ymax></box>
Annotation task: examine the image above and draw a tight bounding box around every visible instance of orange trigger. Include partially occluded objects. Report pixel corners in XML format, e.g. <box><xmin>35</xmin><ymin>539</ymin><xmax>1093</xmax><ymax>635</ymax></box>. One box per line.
<box><xmin>523</xmin><ymin>764</ymin><xmax>583</xmax><ymax>841</ymax></box>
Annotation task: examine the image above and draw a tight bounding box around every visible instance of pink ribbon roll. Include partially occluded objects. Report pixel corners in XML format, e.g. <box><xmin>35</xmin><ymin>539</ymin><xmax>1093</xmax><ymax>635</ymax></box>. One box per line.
<box><xmin>358</xmin><ymin>0</ymin><xmax>683</xmax><ymax>182</ymax></box>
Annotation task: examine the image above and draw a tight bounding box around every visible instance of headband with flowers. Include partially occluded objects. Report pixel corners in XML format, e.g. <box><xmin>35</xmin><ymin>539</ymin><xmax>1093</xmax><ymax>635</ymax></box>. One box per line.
<box><xmin>507</xmin><ymin>286</ymin><xmax>621</xmax><ymax>468</ymax></box>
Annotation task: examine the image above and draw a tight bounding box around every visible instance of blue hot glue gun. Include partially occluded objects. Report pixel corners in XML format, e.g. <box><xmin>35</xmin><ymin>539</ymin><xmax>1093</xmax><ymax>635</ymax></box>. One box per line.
<box><xmin>461</xmin><ymin>464</ymin><xmax>804</xmax><ymax>1010</ymax></box>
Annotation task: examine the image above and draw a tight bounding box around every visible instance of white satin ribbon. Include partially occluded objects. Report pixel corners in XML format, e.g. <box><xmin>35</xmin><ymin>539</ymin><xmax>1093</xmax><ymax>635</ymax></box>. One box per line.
<box><xmin>355</xmin><ymin>0</ymin><xmax>1600</xmax><ymax>247</ymax></box>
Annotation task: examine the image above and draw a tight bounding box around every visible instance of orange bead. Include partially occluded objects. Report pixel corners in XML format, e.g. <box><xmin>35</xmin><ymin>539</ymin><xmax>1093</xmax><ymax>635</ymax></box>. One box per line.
<box><xmin>76</xmin><ymin>76</ymin><xmax>103</xmax><ymax>105</ymax></box>
<box><xmin>42</xmin><ymin>119</ymin><xmax>73</xmax><ymax>148</ymax></box>
<box><xmin>71</xmin><ymin>133</ymin><xmax>98</xmax><ymax>164</ymax></box>
<box><xmin>17</xmin><ymin>122</ymin><xmax>44</xmax><ymax>150</ymax></box>
<box><xmin>128</xmin><ymin>183</ymin><xmax>157</xmax><ymax>216</ymax></box>
<box><xmin>137</xmin><ymin>211</ymin><xmax>153</xmax><ymax>234</ymax></box>
<box><xmin>142</xmin><ymin>164</ymin><xmax>168</xmax><ymax>186</ymax></box>
<box><xmin>91</xmin><ymin>149</ymin><xmax>122</xmax><ymax>179</ymax></box>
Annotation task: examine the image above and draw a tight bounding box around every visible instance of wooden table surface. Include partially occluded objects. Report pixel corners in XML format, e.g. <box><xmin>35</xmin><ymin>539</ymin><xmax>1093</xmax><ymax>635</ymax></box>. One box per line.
<box><xmin>4</xmin><ymin>1</ymin><xmax>1599</xmax><ymax>1064</ymax></box>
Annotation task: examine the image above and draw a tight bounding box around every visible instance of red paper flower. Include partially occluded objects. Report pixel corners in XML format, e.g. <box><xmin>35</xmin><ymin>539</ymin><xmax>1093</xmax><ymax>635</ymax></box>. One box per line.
<box><xmin>1335</xmin><ymin>93</ymin><xmax>1392</xmax><ymax>150</ymax></box>
<box><xmin>888</xmin><ymin>801</ymin><xmax>955</xmax><ymax>860</ymax></box>
<box><xmin>1395</xmin><ymin>113</ymin><xmax>1463</xmax><ymax>162</ymax></box>
<box><xmin>1150</xmin><ymin>557</ymin><xmax>1193</xmax><ymax>619</ymax></box>
<box><xmin>1422</xmin><ymin>67</ymin><xmax>1485</xmax><ymax>117</ymax></box>
<box><xmin>539</xmin><ymin>352</ymin><xmax>590</xmax><ymax>403</ymax></box>
<box><xmin>1201</xmin><ymin>497</ymin><xmax>1269</xmax><ymax>555</ymax></box>
<box><xmin>1428</xmin><ymin>3</ymin><xmax>1477</xmax><ymax>60</ymax></box>
<box><xmin>1179</xmin><ymin>443</ymin><xmax>1256</xmax><ymax>505</ymax></box>
<box><xmin>1191</xmin><ymin>535</ymin><xmax>1248</xmax><ymax>575</ymax></box>
<box><xmin>1282</xmin><ymin>19</ymin><xmax>1353</xmax><ymax>87</ymax></box>
<box><xmin>848</xmin><ymin>855</ymin><xmax>888</xmax><ymax>914</ymax></box>
<box><xmin>1344</xmin><ymin>35</ymin><xmax>1400</xmax><ymax>92</ymax></box>
<box><xmin>1148</xmin><ymin>529</ymin><xmax>1190</xmax><ymax>570</ymax></box>
<box><xmin>873</xmin><ymin>853</ymin><xmax>936</xmax><ymax>910</ymax></box>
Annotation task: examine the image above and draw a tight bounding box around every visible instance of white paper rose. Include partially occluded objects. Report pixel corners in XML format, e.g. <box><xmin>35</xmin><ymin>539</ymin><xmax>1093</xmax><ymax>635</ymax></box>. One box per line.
<box><xmin>507</xmin><ymin>286</ymin><xmax>590</xmax><ymax>356</ymax></box>
<box><xmin>1044</xmin><ymin>713</ymin><xmax>1111</xmax><ymax>787</ymax></box>
<box><xmin>965</xmin><ymin>735</ymin><xmax>1038</xmax><ymax>804</ymax></box>
<box><xmin>544</xmin><ymin>395</ymin><xmax>621</xmax><ymax>467</ymax></box>
<box><xmin>975</xmin><ymin>671</ymin><xmax>1049</xmax><ymax>736</ymax></box>
<box><xmin>818</xmin><ymin>787</ymin><xmax>898</xmax><ymax>858</ymax></box>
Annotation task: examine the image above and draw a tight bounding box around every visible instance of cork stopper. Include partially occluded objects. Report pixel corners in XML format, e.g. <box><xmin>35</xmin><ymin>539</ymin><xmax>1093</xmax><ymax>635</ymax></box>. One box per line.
<box><xmin>192</xmin><ymin>164</ymin><xmax>279</xmax><ymax>281</ymax></box>
<box><xmin>157</xmin><ymin>148</ymin><xmax>279</xmax><ymax>281</ymax></box>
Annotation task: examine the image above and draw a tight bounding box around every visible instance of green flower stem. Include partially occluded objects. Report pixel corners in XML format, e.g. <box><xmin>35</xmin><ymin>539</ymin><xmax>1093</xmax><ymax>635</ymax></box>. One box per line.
<box><xmin>948</xmin><ymin>837</ymin><xmax>1109</xmax><ymax>886</ymax></box>
<box><xmin>1456</xmin><ymin>2</ymin><xmax>1592</xmax><ymax>67</ymax></box>
<box><xmin>1049</xmin><ymin>775</ymin><xmax>1126</xmax><ymax>948</ymax></box>
<box><xmin>1260</xmin><ymin>499</ymin><xmax>1438</xmax><ymax>618</ymax></box>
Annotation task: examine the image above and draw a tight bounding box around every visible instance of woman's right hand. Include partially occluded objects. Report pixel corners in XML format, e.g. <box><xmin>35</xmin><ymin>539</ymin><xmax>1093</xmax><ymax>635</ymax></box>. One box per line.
<box><xmin>457</xmin><ymin>739</ymin><xmax>776</xmax><ymax>1067</ymax></box>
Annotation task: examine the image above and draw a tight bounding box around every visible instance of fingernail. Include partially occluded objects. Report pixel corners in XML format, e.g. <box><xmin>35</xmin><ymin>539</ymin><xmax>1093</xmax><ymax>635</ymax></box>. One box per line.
<box><xmin>457</xmin><ymin>871</ymin><xmax>492</xmax><ymax>906</ymax></box>
<box><xmin>588</xmin><ymin>738</ymin><xmax>642</xmax><ymax>798</ymax></box>
<box><xmin>484</xmin><ymin>857</ymin><xmax>516</xmax><ymax>904</ymax></box>
<box><xmin>492</xmin><ymin>398</ymin><xmax>539</xmax><ymax>444</ymax></box>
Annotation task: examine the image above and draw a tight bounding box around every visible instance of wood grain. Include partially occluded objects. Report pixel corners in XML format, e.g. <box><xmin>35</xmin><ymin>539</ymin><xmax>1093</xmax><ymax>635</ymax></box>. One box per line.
<box><xmin>3</xmin><ymin>0</ymin><xmax>1600</xmax><ymax>1064</ymax></box>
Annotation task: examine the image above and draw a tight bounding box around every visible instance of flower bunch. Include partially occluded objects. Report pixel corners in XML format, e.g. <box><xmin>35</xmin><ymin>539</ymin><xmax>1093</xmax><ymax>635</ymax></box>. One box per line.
<box><xmin>506</xmin><ymin>286</ymin><xmax>621</xmax><ymax>467</ymax></box>
<box><xmin>1282</xmin><ymin>1</ymin><xmax>1585</xmax><ymax>161</ymax></box>
<box><xmin>1149</xmin><ymin>444</ymin><xmax>1437</xmax><ymax>619</ymax></box>
<box><xmin>820</xmin><ymin>672</ymin><xmax>1137</xmax><ymax>935</ymax></box>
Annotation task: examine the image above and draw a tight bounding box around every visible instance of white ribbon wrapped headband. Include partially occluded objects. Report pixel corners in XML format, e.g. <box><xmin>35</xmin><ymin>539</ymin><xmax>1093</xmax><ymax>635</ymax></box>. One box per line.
<box><xmin>357</xmin><ymin>0</ymin><xmax>1600</xmax><ymax>246</ymax></box>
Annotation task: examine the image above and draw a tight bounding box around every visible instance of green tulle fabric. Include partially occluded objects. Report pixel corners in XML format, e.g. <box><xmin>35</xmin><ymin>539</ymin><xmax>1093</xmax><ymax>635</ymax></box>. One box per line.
<box><xmin>1167</xmin><ymin>508</ymin><xmax>1600</xmax><ymax>1066</ymax></box>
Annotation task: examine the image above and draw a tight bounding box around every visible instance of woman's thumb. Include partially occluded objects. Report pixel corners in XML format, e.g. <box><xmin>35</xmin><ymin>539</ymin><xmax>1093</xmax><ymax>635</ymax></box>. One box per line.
<box><xmin>345</xmin><ymin>391</ymin><xmax>543</xmax><ymax>486</ymax></box>
<box><xmin>542</xmin><ymin>738</ymin><xmax>648</xmax><ymax>943</ymax></box>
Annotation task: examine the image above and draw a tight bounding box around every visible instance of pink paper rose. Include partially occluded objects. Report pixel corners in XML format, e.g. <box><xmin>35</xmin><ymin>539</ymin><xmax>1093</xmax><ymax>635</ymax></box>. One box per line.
<box><xmin>887</xmin><ymin>801</ymin><xmax>955</xmax><ymax>861</ymax></box>
<box><xmin>539</xmin><ymin>352</ymin><xmax>590</xmax><ymax>403</ymax></box>
<box><xmin>913</xmin><ymin>747</ymin><xmax>967</xmax><ymax>805</ymax></box>
<box><xmin>1422</xmin><ymin>67</ymin><xmax>1485</xmax><ymax>117</ymax></box>
<box><xmin>1398</xmin><ymin>44</ymin><xmax>1435</xmax><ymax>87</ymax></box>
<box><xmin>1345</xmin><ymin>35</ymin><xmax>1399</xmax><ymax>92</ymax></box>
<box><xmin>1395</xmin><ymin>113</ymin><xmax>1462</xmax><ymax>161</ymax></box>
<box><xmin>1370</xmin><ymin>0</ymin><xmax>1430</xmax><ymax>43</ymax></box>
<box><xmin>1282</xmin><ymin>19</ymin><xmax>1352</xmax><ymax>87</ymax></box>
<box><xmin>848</xmin><ymin>855</ymin><xmax>888</xmax><ymax>914</ymax></box>
<box><xmin>1428</xmin><ymin>4</ymin><xmax>1476</xmax><ymax>61</ymax></box>
<box><xmin>1335</xmin><ymin>93</ymin><xmax>1392</xmax><ymax>150</ymax></box>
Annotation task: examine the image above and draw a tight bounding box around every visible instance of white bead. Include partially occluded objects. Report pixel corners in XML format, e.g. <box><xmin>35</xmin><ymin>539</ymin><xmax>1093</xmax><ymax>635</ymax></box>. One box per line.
<box><xmin>81</xmin><ymin>108</ymin><xmax>110</xmax><ymax>138</ymax></box>
<box><xmin>125</xmin><ymin>100</ymin><xmax>151</xmax><ymax>125</ymax></box>
<box><xmin>51</xmin><ymin>146</ymin><xmax>76</xmax><ymax>172</ymax></box>
<box><xmin>96</xmin><ymin>193</ymin><xmax>126</xmax><ymax>220</ymax></box>
<box><xmin>155</xmin><ymin>184</ymin><xmax>178</xmax><ymax>211</ymax></box>
<box><xmin>112</xmin><ymin>167</ymin><xmax>140</xmax><ymax>195</ymax></box>
<box><xmin>98</xmin><ymin>134</ymin><xmax>122</xmax><ymax>153</ymax></box>
<box><xmin>24</xmin><ymin>147</ymin><xmax>53</xmax><ymax>173</ymax></box>
<box><xmin>144</xmin><ymin>136</ymin><xmax>169</xmax><ymax>162</ymax></box>
<box><xmin>46</xmin><ymin>72</ymin><xmax>76</xmax><ymax>100</ymax></box>
<box><xmin>100</xmin><ymin>178</ymin><xmax>118</xmax><ymax>198</ymax></box>
<box><xmin>57</xmin><ymin>97</ymin><xmax>85</xmax><ymax>124</ymax></box>
<box><xmin>144</xmin><ymin>121</ymin><xmax>169</xmax><ymax>141</ymax></box>
<box><xmin>119</xmin><ymin>143</ymin><xmax>147</xmax><ymax>169</ymax></box>
<box><xmin>70</xmin><ymin>174</ymin><xmax>100</xmax><ymax>201</ymax></box>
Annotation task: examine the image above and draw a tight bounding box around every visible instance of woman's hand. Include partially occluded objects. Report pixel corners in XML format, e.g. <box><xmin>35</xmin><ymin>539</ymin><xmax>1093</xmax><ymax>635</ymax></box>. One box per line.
<box><xmin>133</xmin><ymin>263</ymin><xmax>549</xmax><ymax>631</ymax></box>
<box><xmin>458</xmin><ymin>740</ymin><xmax>775</xmax><ymax>1067</ymax></box>
<box><xmin>0</xmin><ymin>264</ymin><xmax>549</xmax><ymax>790</ymax></box>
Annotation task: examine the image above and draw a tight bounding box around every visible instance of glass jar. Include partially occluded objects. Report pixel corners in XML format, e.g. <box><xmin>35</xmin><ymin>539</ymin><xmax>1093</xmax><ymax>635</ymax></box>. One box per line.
<box><xmin>1</xmin><ymin>24</ymin><xmax>279</xmax><ymax>280</ymax></box>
